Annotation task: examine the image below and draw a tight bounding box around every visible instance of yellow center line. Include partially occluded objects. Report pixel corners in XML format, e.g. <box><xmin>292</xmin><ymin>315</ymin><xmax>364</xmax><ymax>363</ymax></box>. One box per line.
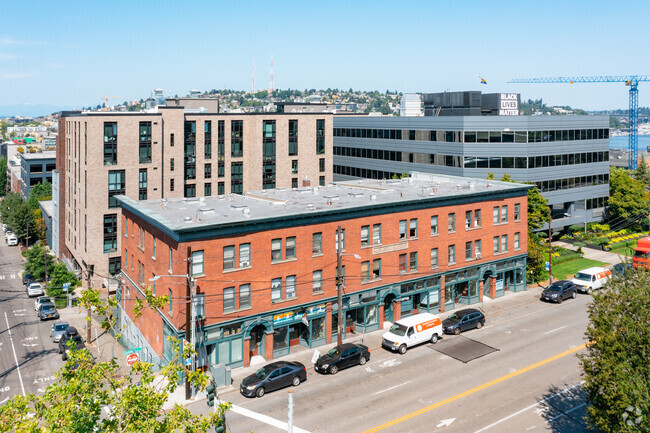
<box><xmin>362</xmin><ymin>342</ymin><xmax>592</xmax><ymax>433</ymax></box>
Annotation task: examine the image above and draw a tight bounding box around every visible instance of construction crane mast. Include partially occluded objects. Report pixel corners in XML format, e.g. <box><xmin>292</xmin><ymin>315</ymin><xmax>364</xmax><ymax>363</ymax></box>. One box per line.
<box><xmin>509</xmin><ymin>75</ymin><xmax>650</xmax><ymax>170</ymax></box>
<box><xmin>102</xmin><ymin>94</ymin><xmax>123</xmax><ymax>111</ymax></box>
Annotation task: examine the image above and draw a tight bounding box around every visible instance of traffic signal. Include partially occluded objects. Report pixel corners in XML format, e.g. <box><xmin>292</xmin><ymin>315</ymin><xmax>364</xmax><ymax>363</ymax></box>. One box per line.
<box><xmin>215</xmin><ymin>413</ymin><xmax>226</xmax><ymax>433</ymax></box>
<box><xmin>206</xmin><ymin>382</ymin><xmax>216</xmax><ymax>407</ymax></box>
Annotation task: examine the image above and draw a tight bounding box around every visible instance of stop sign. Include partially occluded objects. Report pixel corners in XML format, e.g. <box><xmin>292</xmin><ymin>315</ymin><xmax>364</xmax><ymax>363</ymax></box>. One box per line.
<box><xmin>126</xmin><ymin>353</ymin><xmax>139</xmax><ymax>366</ymax></box>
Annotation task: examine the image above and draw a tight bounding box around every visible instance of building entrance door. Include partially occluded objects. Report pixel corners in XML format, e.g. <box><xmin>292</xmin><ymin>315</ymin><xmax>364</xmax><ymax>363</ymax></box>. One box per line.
<box><xmin>249</xmin><ymin>325</ymin><xmax>265</xmax><ymax>358</ymax></box>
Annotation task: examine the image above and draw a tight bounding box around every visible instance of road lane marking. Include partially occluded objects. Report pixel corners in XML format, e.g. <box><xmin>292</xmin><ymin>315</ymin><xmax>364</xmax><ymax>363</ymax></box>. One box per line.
<box><xmin>4</xmin><ymin>311</ymin><xmax>25</xmax><ymax>396</ymax></box>
<box><xmin>230</xmin><ymin>404</ymin><xmax>311</xmax><ymax>433</ymax></box>
<box><xmin>547</xmin><ymin>402</ymin><xmax>586</xmax><ymax>422</ymax></box>
<box><xmin>474</xmin><ymin>382</ymin><xmax>584</xmax><ymax>432</ymax></box>
<box><xmin>544</xmin><ymin>326</ymin><xmax>567</xmax><ymax>335</ymax></box>
<box><xmin>373</xmin><ymin>381</ymin><xmax>413</xmax><ymax>396</ymax></box>
<box><xmin>362</xmin><ymin>344</ymin><xmax>591</xmax><ymax>433</ymax></box>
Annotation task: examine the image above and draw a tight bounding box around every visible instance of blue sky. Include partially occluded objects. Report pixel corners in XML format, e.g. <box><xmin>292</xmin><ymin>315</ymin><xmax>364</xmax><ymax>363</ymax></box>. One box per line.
<box><xmin>1</xmin><ymin>0</ymin><xmax>650</xmax><ymax>116</ymax></box>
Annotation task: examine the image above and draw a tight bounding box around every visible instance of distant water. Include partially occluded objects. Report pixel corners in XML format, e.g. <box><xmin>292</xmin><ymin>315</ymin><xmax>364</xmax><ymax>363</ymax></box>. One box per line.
<box><xmin>609</xmin><ymin>135</ymin><xmax>650</xmax><ymax>150</ymax></box>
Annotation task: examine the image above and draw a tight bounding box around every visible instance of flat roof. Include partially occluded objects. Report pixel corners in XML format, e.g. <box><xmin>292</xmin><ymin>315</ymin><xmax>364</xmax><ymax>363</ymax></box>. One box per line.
<box><xmin>118</xmin><ymin>172</ymin><xmax>529</xmax><ymax>239</ymax></box>
<box><xmin>39</xmin><ymin>200</ymin><xmax>53</xmax><ymax>217</ymax></box>
<box><xmin>20</xmin><ymin>151</ymin><xmax>56</xmax><ymax>160</ymax></box>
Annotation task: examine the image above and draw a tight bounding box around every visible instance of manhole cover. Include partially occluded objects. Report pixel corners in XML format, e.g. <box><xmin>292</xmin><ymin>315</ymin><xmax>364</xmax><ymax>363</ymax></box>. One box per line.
<box><xmin>429</xmin><ymin>335</ymin><xmax>498</xmax><ymax>363</ymax></box>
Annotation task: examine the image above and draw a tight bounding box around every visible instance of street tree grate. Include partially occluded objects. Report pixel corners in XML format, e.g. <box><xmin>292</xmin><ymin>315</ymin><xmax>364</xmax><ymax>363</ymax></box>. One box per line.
<box><xmin>428</xmin><ymin>335</ymin><xmax>499</xmax><ymax>363</ymax></box>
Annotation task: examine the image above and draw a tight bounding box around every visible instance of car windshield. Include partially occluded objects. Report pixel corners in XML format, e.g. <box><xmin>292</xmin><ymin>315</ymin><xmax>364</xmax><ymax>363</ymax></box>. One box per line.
<box><xmin>547</xmin><ymin>285</ymin><xmax>562</xmax><ymax>291</ymax></box>
<box><xmin>55</xmin><ymin>324</ymin><xmax>68</xmax><ymax>331</ymax></box>
<box><xmin>42</xmin><ymin>305</ymin><xmax>55</xmax><ymax>312</ymax></box>
<box><xmin>389</xmin><ymin>323</ymin><xmax>408</xmax><ymax>336</ymax></box>
<box><xmin>447</xmin><ymin>313</ymin><xmax>459</xmax><ymax>320</ymax></box>
<box><xmin>574</xmin><ymin>273</ymin><xmax>591</xmax><ymax>282</ymax></box>
<box><xmin>253</xmin><ymin>366</ymin><xmax>272</xmax><ymax>379</ymax></box>
<box><xmin>39</xmin><ymin>298</ymin><xmax>51</xmax><ymax>303</ymax></box>
<box><xmin>326</xmin><ymin>347</ymin><xmax>341</xmax><ymax>357</ymax></box>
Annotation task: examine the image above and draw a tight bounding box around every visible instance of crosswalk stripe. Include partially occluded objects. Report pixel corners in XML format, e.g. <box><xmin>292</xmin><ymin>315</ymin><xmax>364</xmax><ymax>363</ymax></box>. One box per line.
<box><xmin>10</xmin><ymin>274</ymin><xmax>15</xmax><ymax>279</ymax></box>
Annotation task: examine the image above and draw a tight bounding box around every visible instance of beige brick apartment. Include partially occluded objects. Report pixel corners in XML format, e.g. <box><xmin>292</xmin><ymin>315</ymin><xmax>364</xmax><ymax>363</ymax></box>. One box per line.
<box><xmin>57</xmin><ymin>104</ymin><xmax>333</xmax><ymax>291</ymax></box>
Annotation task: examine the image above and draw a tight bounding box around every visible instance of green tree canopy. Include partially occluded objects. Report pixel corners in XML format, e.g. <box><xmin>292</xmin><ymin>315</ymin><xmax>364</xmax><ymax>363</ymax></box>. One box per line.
<box><xmin>0</xmin><ymin>192</ymin><xmax>35</xmax><ymax>243</ymax></box>
<box><xmin>608</xmin><ymin>166</ymin><xmax>648</xmax><ymax>229</ymax></box>
<box><xmin>633</xmin><ymin>155</ymin><xmax>650</xmax><ymax>189</ymax></box>
<box><xmin>46</xmin><ymin>262</ymin><xmax>79</xmax><ymax>298</ymax></box>
<box><xmin>27</xmin><ymin>180</ymin><xmax>52</xmax><ymax>211</ymax></box>
<box><xmin>23</xmin><ymin>243</ymin><xmax>55</xmax><ymax>281</ymax></box>
<box><xmin>0</xmin><ymin>155</ymin><xmax>7</xmax><ymax>196</ymax></box>
<box><xmin>579</xmin><ymin>269</ymin><xmax>649</xmax><ymax>432</ymax></box>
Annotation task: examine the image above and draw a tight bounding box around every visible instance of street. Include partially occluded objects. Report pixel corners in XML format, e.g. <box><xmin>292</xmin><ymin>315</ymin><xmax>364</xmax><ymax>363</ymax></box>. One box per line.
<box><xmin>0</xmin><ymin>242</ymin><xmax>64</xmax><ymax>404</ymax></box>
<box><xmin>189</xmin><ymin>290</ymin><xmax>592</xmax><ymax>433</ymax></box>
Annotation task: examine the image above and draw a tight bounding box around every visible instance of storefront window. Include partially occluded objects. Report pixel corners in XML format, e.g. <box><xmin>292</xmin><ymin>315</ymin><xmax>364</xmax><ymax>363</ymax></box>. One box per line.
<box><xmin>273</xmin><ymin>326</ymin><xmax>288</xmax><ymax>351</ymax></box>
<box><xmin>366</xmin><ymin>305</ymin><xmax>378</xmax><ymax>325</ymax></box>
<box><xmin>469</xmin><ymin>280</ymin><xmax>479</xmax><ymax>297</ymax></box>
<box><xmin>312</xmin><ymin>317</ymin><xmax>326</xmax><ymax>341</ymax></box>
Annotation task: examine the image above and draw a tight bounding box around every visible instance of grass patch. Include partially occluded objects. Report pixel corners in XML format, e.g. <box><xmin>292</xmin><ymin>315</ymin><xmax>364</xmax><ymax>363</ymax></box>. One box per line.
<box><xmin>609</xmin><ymin>245</ymin><xmax>633</xmax><ymax>257</ymax></box>
<box><xmin>552</xmin><ymin>258</ymin><xmax>608</xmax><ymax>280</ymax></box>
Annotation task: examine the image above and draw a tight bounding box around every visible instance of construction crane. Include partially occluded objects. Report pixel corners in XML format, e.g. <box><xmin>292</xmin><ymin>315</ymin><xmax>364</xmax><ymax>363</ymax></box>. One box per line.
<box><xmin>509</xmin><ymin>75</ymin><xmax>650</xmax><ymax>170</ymax></box>
<box><xmin>102</xmin><ymin>94</ymin><xmax>123</xmax><ymax>111</ymax></box>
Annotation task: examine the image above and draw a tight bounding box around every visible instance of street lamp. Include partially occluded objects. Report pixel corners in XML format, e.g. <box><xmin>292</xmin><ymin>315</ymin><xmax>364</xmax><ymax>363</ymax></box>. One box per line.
<box><xmin>149</xmin><ymin>251</ymin><xmax>196</xmax><ymax>401</ymax></box>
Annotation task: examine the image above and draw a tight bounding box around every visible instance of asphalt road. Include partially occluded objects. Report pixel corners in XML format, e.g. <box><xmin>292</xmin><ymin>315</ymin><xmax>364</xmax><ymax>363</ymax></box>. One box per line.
<box><xmin>0</xmin><ymin>241</ymin><xmax>65</xmax><ymax>405</ymax></box>
<box><xmin>191</xmin><ymin>292</ymin><xmax>592</xmax><ymax>433</ymax></box>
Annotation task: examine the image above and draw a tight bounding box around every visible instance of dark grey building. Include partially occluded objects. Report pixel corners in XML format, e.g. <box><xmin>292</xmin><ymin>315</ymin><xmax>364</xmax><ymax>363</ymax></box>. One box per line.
<box><xmin>20</xmin><ymin>151</ymin><xmax>56</xmax><ymax>199</ymax></box>
<box><xmin>333</xmin><ymin>114</ymin><xmax>609</xmax><ymax>231</ymax></box>
<box><xmin>423</xmin><ymin>91</ymin><xmax>521</xmax><ymax>117</ymax></box>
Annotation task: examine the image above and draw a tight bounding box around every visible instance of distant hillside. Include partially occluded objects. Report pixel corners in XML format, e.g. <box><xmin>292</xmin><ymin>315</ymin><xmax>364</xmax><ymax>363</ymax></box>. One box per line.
<box><xmin>519</xmin><ymin>99</ymin><xmax>588</xmax><ymax>116</ymax></box>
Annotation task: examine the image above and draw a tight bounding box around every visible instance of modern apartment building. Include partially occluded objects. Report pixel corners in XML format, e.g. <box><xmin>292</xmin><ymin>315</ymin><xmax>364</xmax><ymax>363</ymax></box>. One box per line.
<box><xmin>117</xmin><ymin>172</ymin><xmax>528</xmax><ymax>368</ymax></box>
<box><xmin>57</xmin><ymin>106</ymin><xmax>332</xmax><ymax>290</ymax></box>
<box><xmin>333</xmin><ymin>106</ymin><xmax>609</xmax><ymax>231</ymax></box>
<box><xmin>19</xmin><ymin>150</ymin><xmax>56</xmax><ymax>199</ymax></box>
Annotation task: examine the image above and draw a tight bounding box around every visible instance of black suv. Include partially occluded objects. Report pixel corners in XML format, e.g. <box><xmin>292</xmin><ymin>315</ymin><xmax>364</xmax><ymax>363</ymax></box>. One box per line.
<box><xmin>541</xmin><ymin>280</ymin><xmax>576</xmax><ymax>304</ymax></box>
<box><xmin>442</xmin><ymin>308</ymin><xmax>486</xmax><ymax>335</ymax></box>
<box><xmin>58</xmin><ymin>327</ymin><xmax>86</xmax><ymax>361</ymax></box>
<box><xmin>315</xmin><ymin>343</ymin><xmax>370</xmax><ymax>375</ymax></box>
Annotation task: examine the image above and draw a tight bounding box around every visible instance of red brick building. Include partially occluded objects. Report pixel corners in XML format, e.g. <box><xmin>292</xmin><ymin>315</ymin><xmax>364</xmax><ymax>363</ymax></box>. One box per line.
<box><xmin>118</xmin><ymin>172</ymin><xmax>529</xmax><ymax>368</ymax></box>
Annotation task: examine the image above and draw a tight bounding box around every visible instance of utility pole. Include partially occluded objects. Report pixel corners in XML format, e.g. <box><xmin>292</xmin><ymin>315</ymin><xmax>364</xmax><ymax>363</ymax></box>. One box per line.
<box><xmin>548</xmin><ymin>208</ymin><xmax>553</xmax><ymax>286</ymax></box>
<box><xmin>336</xmin><ymin>225</ymin><xmax>343</xmax><ymax>346</ymax></box>
<box><xmin>185</xmin><ymin>246</ymin><xmax>192</xmax><ymax>401</ymax></box>
<box><xmin>86</xmin><ymin>269</ymin><xmax>92</xmax><ymax>344</ymax></box>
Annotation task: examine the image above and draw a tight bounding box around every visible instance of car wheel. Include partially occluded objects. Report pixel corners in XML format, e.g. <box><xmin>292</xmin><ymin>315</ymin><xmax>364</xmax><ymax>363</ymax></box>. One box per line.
<box><xmin>256</xmin><ymin>387</ymin><xmax>265</xmax><ymax>398</ymax></box>
<box><xmin>454</xmin><ymin>327</ymin><xmax>461</xmax><ymax>335</ymax></box>
<box><xmin>430</xmin><ymin>334</ymin><xmax>439</xmax><ymax>344</ymax></box>
<box><xmin>359</xmin><ymin>356</ymin><xmax>367</xmax><ymax>365</ymax></box>
<box><xmin>572</xmin><ymin>291</ymin><xmax>576</xmax><ymax>299</ymax></box>
<box><xmin>476</xmin><ymin>321</ymin><xmax>483</xmax><ymax>329</ymax></box>
<box><xmin>398</xmin><ymin>344</ymin><xmax>407</xmax><ymax>355</ymax></box>
<box><xmin>557</xmin><ymin>297</ymin><xmax>563</xmax><ymax>304</ymax></box>
<box><xmin>329</xmin><ymin>365</ymin><xmax>339</xmax><ymax>375</ymax></box>
<box><xmin>292</xmin><ymin>375</ymin><xmax>301</xmax><ymax>386</ymax></box>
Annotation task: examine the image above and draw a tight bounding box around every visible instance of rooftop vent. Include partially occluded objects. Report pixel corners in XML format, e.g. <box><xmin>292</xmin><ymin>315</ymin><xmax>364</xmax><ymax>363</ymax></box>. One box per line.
<box><xmin>348</xmin><ymin>192</ymin><xmax>364</xmax><ymax>198</ymax></box>
<box><xmin>306</xmin><ymin>203</ymin><xmax>316</xmax><ymax>210</ymax></box>
<box><xmin>231</xmin><ymin>204</ymin><xmax>247</xmax><ymax>210</ymax></box>
<box><xmin>370</xmin><ymin>194</ymin><xmax>377</xmax><ymax>200</ymax></box>
<box><xmin>183</xmin><ymin>217</ymin><xmax>192</xmax><ymax>222</ymax></box>
<box><xmin>242</xmin><ymin>208</ymin><xmax>251</xmax><ymax>216</ymax></box>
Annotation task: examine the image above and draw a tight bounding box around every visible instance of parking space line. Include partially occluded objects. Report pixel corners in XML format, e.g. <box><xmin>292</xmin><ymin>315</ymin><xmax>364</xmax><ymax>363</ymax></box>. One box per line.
<box><xmin>231</xmin><ymin>403</ymin><xmax>311</xmax><ymax>433</ymax></box>
<box><xmin>4</xmin><ymin>311</ymin><xmax>25</xmax><ymax>396</ymax></box>
<box><xmin>544</xmin><ymin>326</ymin><xmax>567</xmax><ymax>335</ymax></box>
<box><xmin>547</xmin><ymin>402</ymin><xmax>586</xmax><ymax>423</ymax></box>
<box><xmin>373</xmin><ymin>381</ymin><xmax>412</xmax><ymax>396</ymax></box>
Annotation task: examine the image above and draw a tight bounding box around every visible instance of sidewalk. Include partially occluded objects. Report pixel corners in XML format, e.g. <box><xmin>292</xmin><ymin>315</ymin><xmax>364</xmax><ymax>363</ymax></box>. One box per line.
<box><xmin>553</xmin><ymin>241</ymin><xmax>625</xmax><ymax>266</ymax></box>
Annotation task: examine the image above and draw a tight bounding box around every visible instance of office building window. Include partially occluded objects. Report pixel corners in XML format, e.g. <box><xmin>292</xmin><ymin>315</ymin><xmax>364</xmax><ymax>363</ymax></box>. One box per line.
<box><xmin>319</xmin><ymin>176</ymin><xmax>325</xmax><ymax>186</ymax></box>
<box><xmin>313</xmin><ymin>232</ymin><xmax>322</xmax><ymax>255</ymax></box>
<box><xmin>431</xmin><ymin>248</ymin><xmax>439</xmax><ymax>268</ymax></box>
<box><xmin>170</xmin><ymin>178</ymin><xmax>174</xmax><ymax>192</ymax></box>
<box><xmin>474</xmin><ymin>209</ymin><xmax>481</xmax><ymax>227</ymax></box>
<box><xmin>373</xmin><ymin>259</ymin><xmax>381</xmax><ymax>279</ymax></box>
<box><xmin>361</xmin><ymin>261</ymin><xmax>370</xmax><ymax>282</ymax></box>
<box><xmin>292</xmin><ymin>178</ymin><xmax>298</xmax><ymax>188</ymax></box>
<box><xmin>168</xmin><ymin>246</ymin><xmax>173</xmax><ymax>273</ymax></box>
<box><xmin>223</xmin><ymin>246</ymin><xmax>235</xmax><ymax>270</ymax></box>
<box><xmin>316</xmin><ymin>119</ymin><xmax>325</xmax><ymax>154</ymax></box>
<box><xmin>286</xmin><ymin>237</ymin><xmax>296</xmax><ymax>259</ymax></box>
<box><xmin>286</xmin><ymin>275</ymin><xmax>296</xmax><ymax>298</ymax></box>
<box><xmin>313</xmin><ymin>270</ymin><xmax>323</xmax><ymax>293</ymax></box>
<box><xmin>271</xmin><ymin>278</ymin><xmax>282</xmax><ymax>301</ymax></box>
<box><xmin>448</xmin><ymin>213</ymin><xmax>455</xmax><ymax>233</ymax></box>
<box><xmin>205</xmin><ymin>163</ymin><xmax>212</xmax><ymax>179</ymax></box>
<box><xmin>204</xmin><ymin>183</ymin><xmax>211</xmax><ymax>196</ymax></box>
<box><xmin>103</xmin><ymin>122</ymin><xmax>117</xmax><ymax>165</ymax></box>
<box><xmin>231</xmin><ymin>120</ymin><xmax>243</xmax><ymax>157</ymax></box>
<box><xmin>218</xmin><ymin>182</ymin><xmax>225</xmax><ymax>195</ymax></box>
<box><xmin>240</xmin><ymin>243</ymin><xmax>251</xmax><ymax>267</ymax></box>
<box><xmin>218</xmin><ymin>161</ymin><xmax>224</xmax><ymax>177</ymax></box>
<box><xmin>465</xmin><ymin>241</ymin><xmax>473</xmax><ymax>260</ymax></box>
<box><xmin>218</xmin><ymin>120</ymin><xmax>225</xmax><ymax>159</ymax></box>
<box><xmin>169</xmin><ymin>289</ymin><xmax>173</xmax><ymax>315</ymax></box>
<box><xmin>108</xmin><ymin>257</ymin><xmax>121</xmax><ymax>276</ymax></box>
<box><xmin>170</xmin><ymin>158</ymin><xmax>174</xmax><ymax>171</ymax></box>
<box><xmin>431</xmin><ymin>216</ymin><xmax>438</xmax><ymax>235</ymax></box>
<box><xmin>399</xmin><ymin>220</ymin><xmax>407</xmax><ymax>239</ymax></box>
<box><xmin>204</xmin><ymin>120</ymin><xmax>212</xmax><ymax>159</ymax></box>
<box><xmin>514</xmin><ymin>232</ymin><xmax>521</xmax><ymax>250</ymax></box>
<box><xmin>319</xmin><ymin>158</ymin><xmax>325</xmax><ymax>173</ymax></box>
<box><xmin>373</xmin><ymin>224</ymin><xmax>381</xmax><ymax>245</ymax></box>
<box><xmin>493</xmin><ymin>207</ymin><xmax>499</xmax><ymax>224</ymax></box>
<box><xmin>191</xmin><ymin>250</ymin><xmax>204</xmax><ymax>276</ymax></box>
<box><xmin>465</xmin><ymin>211</ymin><xmax>472</xmax><ymax>229</ymax></box>
<box><xmin>289</xmin><ymin>119</ymin><xmax>298</xmax><ymax>156</ymax></box>
<box><xmin>475</xmin><ymin>239</ymin><xmax>482</xmax><ymax>258</ymax></box>
<box><xmin>103</xmin><ymin>214</ymin><xmax>117</xmax><ymax>253</ymax></box>
<box><xmin>139</xmin><ymin>122</ymin><xmax>152</xmax><ymax>163</ymax></box>
<box><xmin>239</xmin><ymin>284</ymin><xmax>250</xmax><ymax>308</ymax></box>
<box><xmin>501</xmin><ymin>206</ymin><xmax>508</xmax><ymax>223</ymax></box>
<box><xmin>231</xmin><ymin>162</ymin><xmax>243</xmax><ymax>194</ymax></box>
<box><xmin>501</xmin><ymin>235</ymin><xmax>508</xmax><ymax>252</ymax></box>
<box><xmin>184</xmin><ymin>184</ymin><xmax>196</xmax><ymax>198</ymax></box>
<box><xmin>271</xmin><ymin>238</ymin><xmax>282</xmax><ymax>261</ymax></box>
<box><xmin>409</xmin><ymin>218</ymin><xmax>418</xmax><ymax>237</ymax></box>
<box><xmin>139</xmin><ymin>169</ymin><xmax>147</xmax><ymax>200</ymax></box>
<box><xmin>152</xmin><ymin>236</ymin><xmax>156</xmax><ymax>259</ymax></box>
<box><xmin>448</xmin><ymin>245</ymin><xmax>456</xmax><ymax>264</ymax></box>
<box><xmin>291</xmin><ymin>160</ymin><xmax>298</xmax><ymax>174</ymax></box>
<box><xmin>514</xmin><ymin>203</ymin><xmax>521</xmax><ymax>221</ymax></box>
<box><xmin>361</xmin><ymin>225</ymin><xmax>370</xmax><ymax>246</ymax></box>
<box><xmin>170</xmin><ymin>133</ymin><xmax>174</xmax><ymax>147</ymax></box>
<box><xmin>493</xmin><ymin>236</ymin><xmax>500</xmax><ymax>254</ymax></box>
<box><xmin>108</xmin><ymin>170</ymin><xmax>125</xmax><ymax>208</ymax></box>
<box><xmin>399</xmin><ymin>253</ymin><xmax>407</xmax><ymax>273</ymax></box>
<box><xmin>409</xmin><ymin>252</ymin><xmax>417</xmax><ymax>271</ymax></box>
<box><xmin>223</xmin><ymin>287</ymin><xmax>235</xmax><ymax>312</ymax></box>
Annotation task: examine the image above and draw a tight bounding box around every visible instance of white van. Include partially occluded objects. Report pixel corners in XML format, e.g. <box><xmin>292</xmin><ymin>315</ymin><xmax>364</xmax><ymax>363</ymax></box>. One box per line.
<box><xmin>6</xmin><ymin>234</ymin><xmax>18</xmax><ymax>246</ymax></box>
<box><xmin>381</xmin><ymin>312</ymin><xmax>442</xmax><ymax>354</ymax></box>
<box><xmin>571</xmin><ymin>267</ymin><xmax>612</xmax><ymax>293</ymax></box>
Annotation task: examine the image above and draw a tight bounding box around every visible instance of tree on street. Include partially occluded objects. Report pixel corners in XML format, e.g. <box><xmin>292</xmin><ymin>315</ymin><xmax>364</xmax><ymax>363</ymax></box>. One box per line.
<box><xmin>579</xmin><ymin>269</ymin><xmax>649</xmax><ymax>432</ymax></box>
<box><xmin>608</xmin><ymin>166</ymin><xmax>648</xmax><ymax>230</ymax></box>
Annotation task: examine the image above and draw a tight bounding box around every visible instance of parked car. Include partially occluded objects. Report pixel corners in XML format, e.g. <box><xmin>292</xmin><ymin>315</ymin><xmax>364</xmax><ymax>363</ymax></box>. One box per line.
<box><xmin>58</xmin><ymin>327</ymin><xmax>86</xmax><ymax>361</ymax></box>
<box><xmin>50</xmin><ymin>321</ymin><xmax>69</xmax><ymax>343</ymax></box>
<box><xmin>315</xmin><ymin>343</ymin><xmax>370</xmax><ymax>375</ymax></box>
<box><xmin>442</xmin><ymin>308</ymin><xmax>486</xmax><ymax>335</ymax></box>
<box><xmin>381</xmin><ymin>312</ymin><xmax>442</xmax><ymax>354</ymax></box>
<box><xmin>541</xmin><ymin>280</ymin><xmax>577</xmax><ymax>303</ymax></box>
<box><xmin>27</xmin><ymin>282</ymin><xmax>45</xmax><ymax>297</ymax></box>
<box><xmin>39</xmin><ymin>303</ymin><xmax>59</xmax><ymax>321</ymax></box>
<box><xmin>2</xmin><ymin>223</ymin><xmax>8</xmax><ymax>232</ymax></box>
<box><xmin>571</xmin><ymin>267</ymin><xmax>612</xmax><ymax>293</ymax></box>
<box><xmin>240</xmin><ymin>361</ymin><xmax>306</xmax><ymax>398</ymax></box>
<box><xmin>6</xmin><ymin>234</ymin><xmax>18</xmax><ymax>246</ymax></box>
<box><xmin>22</xmin><ymin>273</ymin><xmax>34</xmax><ymax>286</ymax></box>
<box><xmin>613</xmin><ymin>263</ymin><xmax>633</xmax><ymax>277</ymax></box>
<box><xmin>35</xmin><ymin>296</ymin><xmax>52</xmax><ymax>311</ymax></box>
